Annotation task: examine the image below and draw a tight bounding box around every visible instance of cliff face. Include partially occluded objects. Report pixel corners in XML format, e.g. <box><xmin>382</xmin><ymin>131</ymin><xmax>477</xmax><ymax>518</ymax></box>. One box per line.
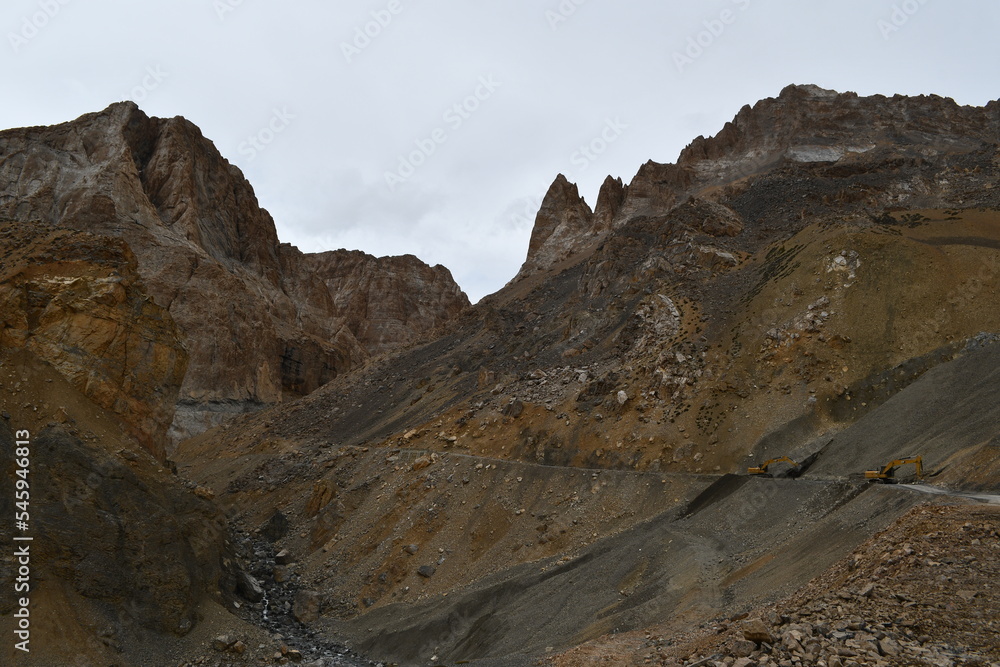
<box><xmin>0</xmin><ymin>220</ymin><xmax>186</xmax><ymax>459</ymax></box>
<box><xmin>513</xmin><ymin>173</ymin><xmax>630</xmax><ymax>280</ymax></box>
<box><xmin>677</xmin><ymin>84</ymin><xmax>1000</xmax><ymax>170</ymax></box>
<box><xmin>0</xmin><ymin>103</ymin><xmax>469</xmax><ymax>448</ymax></box>
<box><xmin>283</xmin><ymin>248</ymin><xmax>471</xmax><ymax>357</ymax></box>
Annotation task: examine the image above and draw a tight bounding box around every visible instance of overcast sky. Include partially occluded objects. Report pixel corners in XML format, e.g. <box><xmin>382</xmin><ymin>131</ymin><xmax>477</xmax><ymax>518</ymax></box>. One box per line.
<box><xmin>3</xmin><ymin>1</ymin><xmax>998</xmax><ymax>301</ymax></box>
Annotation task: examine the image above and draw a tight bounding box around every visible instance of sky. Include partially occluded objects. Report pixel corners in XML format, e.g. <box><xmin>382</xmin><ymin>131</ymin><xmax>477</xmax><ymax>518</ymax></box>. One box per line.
<box><xmin>2</xmin><ymin>1</ymin><xmax>999</xmax><ymax>302</ymax></box>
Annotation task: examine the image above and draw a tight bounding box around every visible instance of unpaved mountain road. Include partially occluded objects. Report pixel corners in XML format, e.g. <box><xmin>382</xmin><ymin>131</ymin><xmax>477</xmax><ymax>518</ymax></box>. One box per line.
<box><xmin>898</xmin><ymin>483</ymin><xmax>1000</xmax><ymax>505</ymax></box>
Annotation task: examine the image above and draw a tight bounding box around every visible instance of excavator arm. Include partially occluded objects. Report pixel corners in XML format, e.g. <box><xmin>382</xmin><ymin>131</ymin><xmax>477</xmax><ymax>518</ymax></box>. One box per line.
<box><xmin>748</xmin><ymin>456</ymin><xmax>798</xmax><ymax>476</ymax></box>
<box><xmin>865</xmin><ymin>456</ymin><xmax>924</xmax><ymax>482</ymax></box>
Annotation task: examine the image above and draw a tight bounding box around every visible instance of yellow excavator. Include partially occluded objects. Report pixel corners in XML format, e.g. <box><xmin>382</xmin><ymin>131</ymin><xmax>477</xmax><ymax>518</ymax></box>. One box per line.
<box><xmin>747</xmin><ymin>456</ymin><xmax>800</xmax><ymax>477</ymax></box>
<box><xmin>865</xmin><ymin>456</ymin><xmax>924</xmax><ymax>483</ymax></box>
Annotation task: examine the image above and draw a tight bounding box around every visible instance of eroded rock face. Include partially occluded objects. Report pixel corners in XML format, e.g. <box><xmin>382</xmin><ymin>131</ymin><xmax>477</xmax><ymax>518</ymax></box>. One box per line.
<box><xmin>514</xmin><ymin>174</ymin><xmax>597</xmax><ymax>279</ymax></box>
<box><xmin>592</xmin><ymin>175</ymin><xmax>628</xmax><ymax>232</ymax></box>
<box><xmin>0</xmin><ymin>103</ymin><xmax>470</xmax><ymax>447</ymax></box>
<box><xmin>0</xmin><ymin>221</ymin><xmax>186</xmax><ymax>459</ymax></box>
<box><xmin>675</xmin><ymin>83</ymin><xmax>1000</xmax><ymax>181</ymax></box>
<box><xmin>519</xmin><ymin>84</ymin><xmax>1000</xmax><ymax>275</ymax></box>
<box><xmin>284</xmin><ymin>248</ymin><xmax>471</xmax><ymax>356</ymax></box>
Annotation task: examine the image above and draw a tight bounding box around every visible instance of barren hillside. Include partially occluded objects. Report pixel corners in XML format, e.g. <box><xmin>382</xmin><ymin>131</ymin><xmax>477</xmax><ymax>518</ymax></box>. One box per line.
<box><xmin>2</xmin><ymin>85</ymin><xmax>999</xmax><ymax>666</ymax></box>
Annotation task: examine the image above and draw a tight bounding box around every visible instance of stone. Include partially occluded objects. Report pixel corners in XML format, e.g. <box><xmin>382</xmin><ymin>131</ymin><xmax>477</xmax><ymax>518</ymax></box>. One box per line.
<box><xmin>877</xmin><ymin>637</ymin><xmax>901</xmax><ymax>656</ymax></box>
<box><xmin>403</xmin><ymin>544</ymin><xmax>420</xmax><ymax>555</ymax></box>
<box><xmin>236</xmin><ymin>571</ymin><xmax>265</xmax><ymax>603</ymax></box>
<box><xmin>411</xmin><ymin>455</ymin><xmax>433</xmax><ymax>471</ymax></box>
<box><xmin>275</xmin><ymin>549</ymin><xmax>294</xmax><ymax>565</ymax></box>
<box><xmin>417</xmin><ymin>565</ymin><xmax>436</xmax><ymax>578</ymax></box>
<box><xmin>304</xmin><ymin>481</ymin><xmax>336</xmax><ymax>518</ymax></box>
<box><xmin>743</xmin><ymin>618</ymin><xmax>775</xmax><ymax>644</ymax></box>
<box><xmin>292</xmin><ymin>590</ymin><xmax>322</xmax><ymax>624</ymax></box>
<box><xmin>732</xmin><ymin>639</ymin><xmax>756</xmax><ymax>657</ymax></box>
<box><xmin>212</xmin><ymin>635</ymin><xmax>232</xmax><ymax>651</ymax></box>
<box><xmin>504</xmin><ymin>399</ymin><xmax>524</xmax><ymax>418</ymax></box>
<box><xmin>733</xmin><ymin>659</ymin><xmax>754</xmax><ymax>667</ymax></box>
<box><xmin>262</xmin><ymin>510</ymin><xmax>290</xmax><ymax>542</ymax></box>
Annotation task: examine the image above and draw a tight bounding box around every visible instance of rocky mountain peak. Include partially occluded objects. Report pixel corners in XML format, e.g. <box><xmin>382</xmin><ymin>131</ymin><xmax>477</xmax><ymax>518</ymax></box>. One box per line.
<box><xmin>0</xmin><ymin>104</ymin><xmax>470</xmax><ymax>450</ymax></box>
<box><xmin>593</xmin><ymin>175</ymin><xmax>628</xmax><ymax>232</ymax></box>
<box><xmin>676</xmin><ymin>83</ymin><xmax>1000</xmax><ymax>180</ymax></box>
<box><xmin>514</xmin><ymin>174</ymin><xmax>597</xmax><ymax>280</ymax></box>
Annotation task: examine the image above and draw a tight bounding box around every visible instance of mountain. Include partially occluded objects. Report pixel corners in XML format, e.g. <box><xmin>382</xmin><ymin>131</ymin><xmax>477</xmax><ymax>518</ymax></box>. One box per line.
<box><xmin>2</xmin><ymin>85</ymin><xmax>999</xmax><ymax>666</ymax></box>
<box><xmin>177</xmin><ymin>85</ymin><xmax>1000</xmax><ymax>664</ymax></box>
<box><xmin>0</xmin><ymin>102</ymin><xmax>469</xmax><ymax>454</ymax></box>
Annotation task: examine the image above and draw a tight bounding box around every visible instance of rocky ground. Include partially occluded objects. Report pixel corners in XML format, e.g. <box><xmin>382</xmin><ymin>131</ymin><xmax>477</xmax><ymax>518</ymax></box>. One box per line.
<box><xmin>171</xmin><ymin>528</ymin><xmax>379</xmax><ymax>667</ymax></box>
<box><xmin>551</xmin><ymin>503</ymin><xmax>1000</xmax><ymax>667</ymax></box>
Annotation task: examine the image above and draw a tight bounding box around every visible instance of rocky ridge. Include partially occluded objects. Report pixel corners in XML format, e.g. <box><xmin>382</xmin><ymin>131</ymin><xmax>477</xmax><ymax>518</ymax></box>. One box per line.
<box><xmin>0</xmin><ymin>102</ymin><xmax>469</xmax><ymax>452</ymax></box>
